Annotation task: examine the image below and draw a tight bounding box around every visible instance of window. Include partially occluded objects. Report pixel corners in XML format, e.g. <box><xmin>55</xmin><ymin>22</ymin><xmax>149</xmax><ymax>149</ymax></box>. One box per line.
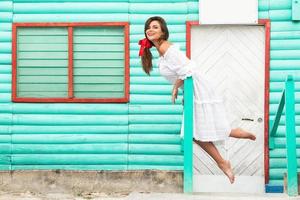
<box><xmin>12</xmin><ymin>22</ymin><xmax>129</xmax><ymax>103</ymax></box>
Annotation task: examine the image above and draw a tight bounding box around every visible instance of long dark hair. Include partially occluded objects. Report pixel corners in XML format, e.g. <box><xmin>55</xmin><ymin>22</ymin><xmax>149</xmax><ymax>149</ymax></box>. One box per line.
<box><xmin>141</xmin><ymin>16</ymin><xmax>169</xmax><ymax>75</ymax></box>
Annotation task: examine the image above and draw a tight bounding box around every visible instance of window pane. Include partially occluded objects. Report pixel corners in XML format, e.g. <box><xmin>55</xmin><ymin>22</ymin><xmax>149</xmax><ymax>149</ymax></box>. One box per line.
<box><xmin>73</xmin><ymin>26</ymin><xmax>125</xmax><ymax>98</ymax></box>
<box><xmin>17</xmin><ymin>27</ymin><xmax>68</xmax><ymax>98</ymax></box>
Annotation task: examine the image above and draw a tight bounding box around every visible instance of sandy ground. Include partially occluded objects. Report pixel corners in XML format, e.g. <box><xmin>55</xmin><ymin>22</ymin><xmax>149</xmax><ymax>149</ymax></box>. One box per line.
<box><xmin>0</xmin><ymin>191</ymin><xmax>298</xmax><ymax>200</ymax></box>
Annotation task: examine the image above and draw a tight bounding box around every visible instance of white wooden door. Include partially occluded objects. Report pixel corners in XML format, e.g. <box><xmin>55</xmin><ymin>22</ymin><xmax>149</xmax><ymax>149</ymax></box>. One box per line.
<box><xmin>191</xmin><ymin>25</ymin><xmax>265</xmax><ymax>193</ymax></box>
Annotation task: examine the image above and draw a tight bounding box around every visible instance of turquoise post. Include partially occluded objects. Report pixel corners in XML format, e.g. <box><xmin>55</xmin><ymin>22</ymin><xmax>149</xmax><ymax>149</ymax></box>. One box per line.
<box><xmin>285</xmin><ymin>75</ymin><xmax>298</xmax><ymax>196</ymax></box>
<box><xmin>184</xmin><ymin>77</ymin><xmax>193</xmax><ymax>193</ymax></box>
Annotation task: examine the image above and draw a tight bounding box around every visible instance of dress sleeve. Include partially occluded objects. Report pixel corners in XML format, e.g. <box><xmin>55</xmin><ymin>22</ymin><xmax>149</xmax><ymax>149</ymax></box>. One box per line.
<box><xmin>165</xmin><ymin>46</ymin><xmax>195</xmax><ymax>80</ymax></box>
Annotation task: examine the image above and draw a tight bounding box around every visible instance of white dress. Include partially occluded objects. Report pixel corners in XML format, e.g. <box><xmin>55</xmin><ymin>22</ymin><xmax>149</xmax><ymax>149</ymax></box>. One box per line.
<box><xmin>158</xmin><ymin>44</ymin><xmax>231</xmax><ymax>142</ymax></box>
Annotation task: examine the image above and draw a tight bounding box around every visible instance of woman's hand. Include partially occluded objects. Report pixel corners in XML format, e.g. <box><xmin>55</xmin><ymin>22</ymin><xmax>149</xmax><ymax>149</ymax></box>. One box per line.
<box><xmin>172</xmin><ymin>86</ymin><xmax>178</xmax><ymax>104</ymax></box>
<box><xmin>172</xmin><ymin>79</ymin><xmax>184</xmax><ymax>104</ymax></box>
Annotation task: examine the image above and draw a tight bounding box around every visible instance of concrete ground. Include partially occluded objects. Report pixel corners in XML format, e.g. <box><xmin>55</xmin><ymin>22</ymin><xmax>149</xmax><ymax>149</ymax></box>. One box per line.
<box><xmin>0</xmin><ymin>171</ymin><xmax>297</xmax><ymax>199</ymax></box>
<box><xmin>0</xmin><ymin>192</ymin><xmax>298</xmax><ymax>200</ymax></box>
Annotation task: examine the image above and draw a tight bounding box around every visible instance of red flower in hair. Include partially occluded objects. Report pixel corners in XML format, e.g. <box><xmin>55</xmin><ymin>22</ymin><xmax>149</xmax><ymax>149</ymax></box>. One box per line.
<box><xmin>138</xmin><ymin>38</ymin><xmax>153</xmax><ymax>56</ymax></box>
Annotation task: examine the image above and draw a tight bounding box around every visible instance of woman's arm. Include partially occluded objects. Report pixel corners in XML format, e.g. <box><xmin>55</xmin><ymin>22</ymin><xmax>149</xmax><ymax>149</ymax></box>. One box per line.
<box><xmin>172</xmin><ymin>79</ymin><xmax>184</xmax><ymax>104</ymax></box>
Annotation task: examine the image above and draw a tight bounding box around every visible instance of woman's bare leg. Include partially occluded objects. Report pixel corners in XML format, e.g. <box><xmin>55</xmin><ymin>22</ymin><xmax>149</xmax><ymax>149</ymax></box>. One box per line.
<box><xmin>194</xmin><ymin>139</ymin><xmax>235</xmax><ymax>184</ymax></box>
<box><xmin>229</xmin><ymin>128</ymin><xmax>256</xmax><ymax>140</ymax></box>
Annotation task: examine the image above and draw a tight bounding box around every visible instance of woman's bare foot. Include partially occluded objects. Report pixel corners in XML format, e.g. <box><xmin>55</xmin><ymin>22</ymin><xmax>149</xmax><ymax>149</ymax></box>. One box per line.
<box><xmin>218</xmin><ymin>160</ymin><xmax>235</xmax><ymax>184</ymax></box>
<box><xmin>230</xmin><ymin>128</ymin><xmax>256</xmax><ymax>140</ymax></box>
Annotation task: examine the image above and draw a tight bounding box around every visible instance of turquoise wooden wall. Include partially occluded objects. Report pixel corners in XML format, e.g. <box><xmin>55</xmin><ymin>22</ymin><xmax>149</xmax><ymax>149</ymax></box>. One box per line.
<box><xmin>0</xmin><ymin>0</ymin><xmax>299</xmax><ymax>187</ymax></box>
<box><xmin>0</xmin><ymin>0</ymin><xmax>12</xmax><ymax>170</ymax></box>
<box><xmin>0</xmin><ymin>0</ymin><xmax>189</xmax><ymax>171</ymax></box>
<box><xmin>266</xmin><ymin>0</ymin><xmax>300</xmax><ymax>186</ymax></box>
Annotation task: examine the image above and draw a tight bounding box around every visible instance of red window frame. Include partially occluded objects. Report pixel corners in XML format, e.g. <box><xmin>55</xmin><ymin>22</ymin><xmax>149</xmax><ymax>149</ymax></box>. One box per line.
<box><xmin>12</xmin><ymin>22</ymin><xmax>130</xmax><ymax>103</ymax></box>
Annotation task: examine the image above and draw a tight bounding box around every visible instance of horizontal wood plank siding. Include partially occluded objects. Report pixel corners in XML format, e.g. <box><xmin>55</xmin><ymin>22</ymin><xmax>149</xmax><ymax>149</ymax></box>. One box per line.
<box><xmin>13</xmin><ymin>2</ymin><xmax>129</xmax><ymax>23</ymax></box>
<box><xmin>8</xmin><ymin>1</ymin><xmax>130</xmax><ymax>170</ymax></box>
<box><xmin>267</xmin><ymin>0</ymin><xmax>300</xmax><ymax>186</ymax></box>
<box><xmin>0</xmin><ymin>0</ymin><xmax>12</xmax><ymax>170</ymax></box>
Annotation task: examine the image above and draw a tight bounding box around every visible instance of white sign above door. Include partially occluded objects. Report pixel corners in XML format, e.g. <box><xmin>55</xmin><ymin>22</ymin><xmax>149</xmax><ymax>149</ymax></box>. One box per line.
<box><xmin>199</xmin><ymin>0</ymin><xmax>258</xmax><ymax>24</ymax></box>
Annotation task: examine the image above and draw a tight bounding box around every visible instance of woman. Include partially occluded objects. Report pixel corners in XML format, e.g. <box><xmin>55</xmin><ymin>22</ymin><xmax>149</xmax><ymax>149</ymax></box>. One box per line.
<box><xmin>139</xmin><ymin>16</ymin><xmax>256</xmax><ymax>184</ymax></box>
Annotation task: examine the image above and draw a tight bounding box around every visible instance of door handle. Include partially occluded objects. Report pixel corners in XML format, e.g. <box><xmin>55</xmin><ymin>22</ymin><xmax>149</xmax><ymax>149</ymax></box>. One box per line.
<box><xmin>242</xmin><ymin>118</ymin><xmax>263</xmax><ymax>122</ymax></box>
<box><xmin>242</xmin><ymin>118</ymin><xmax>254</xmax><ymax>121</ymax></box>
<box><xmin>242</xmin><ymin>118</ymin><xmax>254</xmax><ymax>122</ymax></box>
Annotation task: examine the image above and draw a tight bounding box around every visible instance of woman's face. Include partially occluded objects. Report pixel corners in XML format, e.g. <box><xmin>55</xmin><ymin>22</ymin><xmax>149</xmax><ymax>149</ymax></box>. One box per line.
<box><xmin>145</xmin><ymin>20</ymin><xmax>163</xmax><ymax>42</ymax></box>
